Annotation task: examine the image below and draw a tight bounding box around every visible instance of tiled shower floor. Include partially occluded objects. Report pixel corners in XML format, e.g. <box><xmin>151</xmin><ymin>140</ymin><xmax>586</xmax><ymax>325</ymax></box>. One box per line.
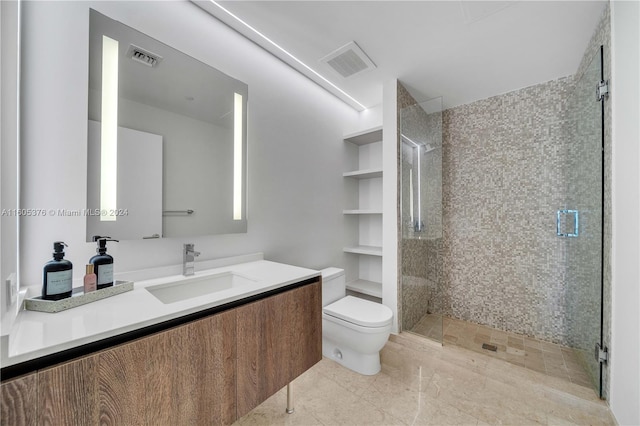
<box><xmin>409</xmin><ymin>314</ymin><xmax>595</xmax><ymax>389</ymax></box>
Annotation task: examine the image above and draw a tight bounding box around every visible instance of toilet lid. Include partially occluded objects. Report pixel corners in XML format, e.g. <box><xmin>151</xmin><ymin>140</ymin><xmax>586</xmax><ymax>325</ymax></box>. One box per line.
<box><xmin>323</xmin><ymin>296</ymin><xmax>393</xmax><ymax>327</ymax></box>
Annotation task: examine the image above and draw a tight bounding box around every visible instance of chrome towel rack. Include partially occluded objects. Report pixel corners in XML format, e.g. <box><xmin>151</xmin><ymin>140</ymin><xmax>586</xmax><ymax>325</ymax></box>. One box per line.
<box><xmin>163</xmin><ymin>209</ymin><xmax>194</xmax><ymax>216</ymax></box>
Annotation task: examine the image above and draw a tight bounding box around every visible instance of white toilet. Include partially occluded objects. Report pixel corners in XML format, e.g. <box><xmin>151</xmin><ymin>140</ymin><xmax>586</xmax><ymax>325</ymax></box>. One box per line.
<box><xmin>321</xmin><ymin>268</ymin><xmax>393</xmax><ymax>375</ymax></box>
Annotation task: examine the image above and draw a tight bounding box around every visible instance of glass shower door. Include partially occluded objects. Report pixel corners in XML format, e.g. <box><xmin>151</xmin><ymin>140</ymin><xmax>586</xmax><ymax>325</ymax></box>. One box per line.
<box><xmin>399</xmin><ymin>97</ymin><xmax>444</xmax><ymax>343</ymax></box>
<box><xmin>563</xmin><ymin>48</ymin><xmax>604</xmax><ymax>396</ymax></box>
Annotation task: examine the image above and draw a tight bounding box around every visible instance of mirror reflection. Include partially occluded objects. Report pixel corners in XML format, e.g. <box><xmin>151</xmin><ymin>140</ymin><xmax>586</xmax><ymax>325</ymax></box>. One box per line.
<box><xmin>87</xmin><ymin>9</ymin><xmax>248</xmax><ymax>241</ymax></box>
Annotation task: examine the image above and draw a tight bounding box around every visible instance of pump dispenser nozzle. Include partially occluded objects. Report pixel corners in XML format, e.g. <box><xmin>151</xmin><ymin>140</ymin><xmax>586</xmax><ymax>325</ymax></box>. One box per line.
<box><xmin>52</xmin><ymin>241</ymin><xmax>68</xmax><ymax>260</ymax></box>
<box><xmin>92</xmin><ymin>236</ymin><xmax>119</xmax><ymax>254</ymax></box>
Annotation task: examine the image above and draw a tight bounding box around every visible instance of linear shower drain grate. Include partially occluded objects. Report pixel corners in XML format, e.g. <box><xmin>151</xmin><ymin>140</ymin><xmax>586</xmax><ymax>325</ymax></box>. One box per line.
<box><xmin>482</xmin><ymin>343</ymin><xmax>498</xmax><ymax>352</ymax></box>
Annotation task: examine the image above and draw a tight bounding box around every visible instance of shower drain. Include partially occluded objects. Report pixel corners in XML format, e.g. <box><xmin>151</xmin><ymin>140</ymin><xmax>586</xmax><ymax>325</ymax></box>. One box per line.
<box><xmin>482</xmin><ymin>343</ymin><xmax>498</xmax><ymax>352</ymax></box>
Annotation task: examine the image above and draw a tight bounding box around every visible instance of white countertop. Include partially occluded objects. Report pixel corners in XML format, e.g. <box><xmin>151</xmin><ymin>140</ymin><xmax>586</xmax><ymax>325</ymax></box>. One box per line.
<box><xmin>1</xmin><ymin>254</ymin><xmax>320</xmax><ymax>369</ymax></box>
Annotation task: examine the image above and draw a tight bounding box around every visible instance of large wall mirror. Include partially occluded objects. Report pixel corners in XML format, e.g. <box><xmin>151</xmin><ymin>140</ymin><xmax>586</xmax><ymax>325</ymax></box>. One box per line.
<box><xmin>87</xmin><ymin>9</ymin><xmax>248</xmax><ymax>241</ymax></box>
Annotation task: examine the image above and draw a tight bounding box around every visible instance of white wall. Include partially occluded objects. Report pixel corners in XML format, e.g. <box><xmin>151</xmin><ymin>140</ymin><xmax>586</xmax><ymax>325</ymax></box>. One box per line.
<box><xmin>383</xmin><ymin>80</ymin><xmax>399</xmax><ymax>332</ymax></box>
<box><xmin>18</xmin><ymin>1</ymin><xmax>361</xmax><ymax>291</ymax></box>
<box><xmin>610</xmin><ymin>1</ymin><xmax>640</xmax><ymax>424</ymax></box>
<box><xmin>1</xmin><ymin>0</ymin><xmax>20</xmax><ymax>313</ymax></box>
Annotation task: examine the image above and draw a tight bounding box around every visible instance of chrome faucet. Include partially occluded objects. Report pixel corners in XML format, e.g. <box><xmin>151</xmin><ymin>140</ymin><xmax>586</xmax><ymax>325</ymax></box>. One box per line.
<box><xmin>183</xmin><ymin>243</ymin><xmax>201</xmax><ymax>276</ymax></box>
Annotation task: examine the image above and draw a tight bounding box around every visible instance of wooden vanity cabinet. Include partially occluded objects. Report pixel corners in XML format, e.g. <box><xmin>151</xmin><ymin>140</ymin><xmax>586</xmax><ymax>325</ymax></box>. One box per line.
<box><xmin>236</xmin><ymin>281</ymin><xmax>322</xmax><ymax>418</ymax></box>
<box><xmin>1</xmin><ymin>372</ymin><xmax>38</xmax><ymax>426</ymax></box>
<box><xmin>1</xmin><ymin>278</ymin><xmax>321</xmax><ymax>426</ymax></box>
<box><xmin>97</xmin><ymin>310</ymin><xmax>236</xmax><ymax>426</ymax></box>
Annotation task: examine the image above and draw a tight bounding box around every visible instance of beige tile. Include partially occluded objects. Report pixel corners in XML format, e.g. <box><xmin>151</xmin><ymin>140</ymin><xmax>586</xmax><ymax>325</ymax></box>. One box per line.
<box><xmin>296</xmin><ymin>374</ymin><xmax>401</xmax><ymax>425</ymax></box>
<box><xmin>506</xmin><ymin>353</ymin><xmax>526</xmax><ymax>367</ymax></box>
<box><xmin>414</xmin><ymin>397</ymin><xmax>479</xmax><ymax>425</ymax></box>
<box><xmin>546</xmin><ymin>368</ymin><xmax>571</xmax><ymax>381</ymax></box>
<box><xmin>506</xmin><ymin>346</ymin><xmax>526</xmax><ymax>356</ymax></box>
<box><xmin>476</xmin><ymin>325</ymin><xmax>494</xmax><ymax>335</ymax></box>
<box><xmin>526</xmin><ymin>362</ymin><xmax>547</xmax><ymax>375</ymax></box>
<box><xmin>507</xmin><ymin>336</ymin><xmax>525</xmax><ymax>350</ymax></box>
<box><xmin>564</xmin><ymin>359</ymin><xmax>585</xmax><ymax>374</ymax></box>
<box><xmin>443</xmin><ymin>334</ymin><xmax>458</xmax><ymax>344</ymax></box>
<box><xmin>524</xmin><ymin>354</ymin><xmax>546</xmax><ymax>366</ymax></box>
<box><xmin>235</xmin><ymin>389</ymin><xmax>323</xmax><ymax>426</ymax></box>
<box><xmin>525</xmin><ymin>346</ymin><xmax>543</xmax><ymax>356</ymax></box>
<box><xmin>570</xmin><ymin>375</ymin><xmax>594</xmax><ymax>389</ymax></box>
<box><xmin>314</xmin><ymin>358</ymin><xmax>377</xmax><ymax>397</ymax></box>
<box><xmin>541</xmin><ymin>388</ymin><xmax>615</xmax><ymax>425</ymax></box>
<box><xmin>540</xmin><ymin>340</ymin><xmax>564</xmax><ymax>354</ymax></box>
<box><xmin>240</xmin><ymin>324</ymin><xmax>614</xmax><ymax>426</ymax></box>
<box><xmin>543</xmin><ymin>351</ymin><xmax>565</xmax><ymax>363</ymax></box>
<box><xmin>524</xmin><ymin>337</ymin><xmax>542</xmax><ymax>349</ymax></box>
<box><xmin>473</xmin><ymin>335</ymin><xmax>491</xmax><ymax>345</ymax></box>
<box><xmin>360</xmin><ymin>372</ymin><xmax>423</xmax><ymax>424</ymax></box>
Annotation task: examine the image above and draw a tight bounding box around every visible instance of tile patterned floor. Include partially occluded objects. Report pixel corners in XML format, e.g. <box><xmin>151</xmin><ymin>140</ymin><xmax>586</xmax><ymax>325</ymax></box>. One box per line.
<box><xmin>409</xmin><ymin>315</ymin><xmax>595</xmax><ymax>389</ymax></box>
<box><xmin>235</xmin><ymin>333</ymin><xmax>615</xmax><ymax>425</ymax></box>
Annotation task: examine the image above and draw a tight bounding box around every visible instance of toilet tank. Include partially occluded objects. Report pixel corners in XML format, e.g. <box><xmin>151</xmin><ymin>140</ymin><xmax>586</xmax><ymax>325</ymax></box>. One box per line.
<box><xmin>321</xmin><ymin>267</ymin><xmax>346</xmax><ymax>307</ymax></box>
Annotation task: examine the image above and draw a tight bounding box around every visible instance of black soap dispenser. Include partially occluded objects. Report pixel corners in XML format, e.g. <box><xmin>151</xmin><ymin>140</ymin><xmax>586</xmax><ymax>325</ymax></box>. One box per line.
<box><xmin>90</xmin><ymin>236</ymin><xmax>119</xmax><ymax>290</ymax></box>
<box><xmin>42</xmin><ymin>241</ymin><xmax>73</xmax><ymax>300</ymax></box>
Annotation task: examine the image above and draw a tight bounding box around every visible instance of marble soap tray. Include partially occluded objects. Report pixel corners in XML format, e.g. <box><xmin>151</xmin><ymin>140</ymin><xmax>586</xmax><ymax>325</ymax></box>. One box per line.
<box><xmin>25</xmin><ymin>280</ymin><xmax>134</xmax><ymax>313</ymax></box>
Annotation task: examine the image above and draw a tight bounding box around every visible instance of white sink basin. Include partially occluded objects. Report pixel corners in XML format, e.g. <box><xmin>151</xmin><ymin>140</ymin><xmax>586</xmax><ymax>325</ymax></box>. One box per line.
<box><xmin>146</xmin><ymin>271</ymin><xmax>257</xmax><ymax>304</ymax></box>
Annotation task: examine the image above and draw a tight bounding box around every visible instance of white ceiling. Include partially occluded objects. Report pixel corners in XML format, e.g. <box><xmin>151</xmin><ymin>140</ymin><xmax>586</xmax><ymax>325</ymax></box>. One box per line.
<box><xmin>197</xmin><ymin>1</ymin><xmax>607</xmax><ymax>110</ymax></box>
<box><xmin>89</xmin><ymin>9</ymin><xmax>247</xmax><ymax>127</ymax></box>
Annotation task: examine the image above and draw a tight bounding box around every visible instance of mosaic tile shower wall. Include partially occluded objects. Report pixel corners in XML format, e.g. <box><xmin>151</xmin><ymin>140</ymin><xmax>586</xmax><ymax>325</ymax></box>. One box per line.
<box><xmin>442</xmin><ymin>76</ymin><xmax>574</xmax><ymax>344</ymax></box>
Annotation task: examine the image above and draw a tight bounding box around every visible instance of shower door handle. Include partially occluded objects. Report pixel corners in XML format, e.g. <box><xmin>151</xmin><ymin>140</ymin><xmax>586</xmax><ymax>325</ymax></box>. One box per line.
<box><xmin>557</xmin><ymin>209</ymin><xmax>579</xmax><ymax>237</ymax></box>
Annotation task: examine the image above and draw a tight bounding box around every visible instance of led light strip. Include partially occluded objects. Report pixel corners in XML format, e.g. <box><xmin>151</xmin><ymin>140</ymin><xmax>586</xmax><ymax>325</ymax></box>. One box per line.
<box><xmin>208</xmin><ymin>0</ymin><xmax>367</xmax><ymax>111</ymax></box>
<box><xmin>233</xmin><ymin>92</ymin><xmax>243</xmax><ymax>220</ymax></box>
<box><xmin>100</xmin><ymin>35</ymin><xmax>119</xmax><ymax>221</ymax></box>
<box><xmin>402</xmin><ymin>134</ymin><xmax>421</xmax><ymax>229</ymax></box>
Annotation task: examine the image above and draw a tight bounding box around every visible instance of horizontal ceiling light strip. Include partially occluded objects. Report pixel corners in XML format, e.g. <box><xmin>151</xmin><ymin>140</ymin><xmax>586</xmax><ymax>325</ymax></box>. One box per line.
<box><xmin>208</xmin><ymin>0</ymin><xmax>367</xmax><ymax>111</ymax></box>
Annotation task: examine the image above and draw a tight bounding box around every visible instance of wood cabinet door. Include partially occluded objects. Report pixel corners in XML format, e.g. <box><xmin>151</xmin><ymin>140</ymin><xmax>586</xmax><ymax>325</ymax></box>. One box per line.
<box><xmin>236</xmin><ymin>280</ymin><xmax>322</xmax><ymax>418</ymax></box>
<box><xmin>141</xmin><ymin>310</ymin><xmax>236</xmax><ymax>426</ymax></box>
<box><xmin>1</xmin><ymin>373</ymin><xmax>38</xmax><ymax>426</ymax></box>
<box><xmin>39</xmin><ymin>356</ymin><xmax>99</xmax><ymax>425</ymax></box>
<box><xmin>98</xmin><ymin>310</ymin><xmax>237</xmax><ymax>426</ymax></box>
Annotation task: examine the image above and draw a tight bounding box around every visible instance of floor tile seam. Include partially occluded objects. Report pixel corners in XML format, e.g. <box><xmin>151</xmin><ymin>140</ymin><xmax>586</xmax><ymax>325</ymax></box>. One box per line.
<box><xmin>416</xmin><ymin>395</ymin><xmax>484</xmax><ymax>426</ymax></box>
<box><xmin>429</xmin><ymin>354</ymin><xmax>489</xmax><ymax>378</ymax></box>
<box><xmin>313</xmin><ymin>367</ymin><xmax>377</xmax><ymax>397</ymax></box>
<box><xmin>462</xmin><ymin>388</ymin><xmax>551</xmax><ymax>426</ymax></box>
<box><xmin>542</xmin><ymin>387</ymin><xmax>611</xmax><ymax>410</ymax></box>
<box><xmin>542</xmin><ymin>356</ymin><xmax>570</xmax><ymax>375</ymax></box>
<box><xmin>353</xmin><ymin>392</ymin><xmax>411</xmax><ymax>426</ymax></box>
<box><xmin>281</xmin><ymin>402</ymin><xmax>327</xmax><ymax>426</ymax></box>
<box><xmin>481</xmin><ymin>377</ymin><xmax>567</xmax><ymax>417</ymax></box>
<box><xmin>428</xmin><ymin>385</ymin><xmax>545</xmax><ymax>426</ymax></box>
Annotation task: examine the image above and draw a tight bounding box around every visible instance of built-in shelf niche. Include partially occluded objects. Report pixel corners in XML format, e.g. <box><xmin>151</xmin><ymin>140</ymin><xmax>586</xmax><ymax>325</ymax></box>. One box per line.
<box><xmin>343</xmin><ymin>126</ymin><xmax>383</xmax><ymax>300</ymax></box>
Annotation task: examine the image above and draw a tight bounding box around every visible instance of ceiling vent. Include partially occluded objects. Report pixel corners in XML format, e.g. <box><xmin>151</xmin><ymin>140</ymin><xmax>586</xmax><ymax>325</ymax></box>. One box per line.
<box><xmin>320</xmin><ymin>41</ymin><xmax>376</xmax><ymax>79</ymax></box>
<box><xmin>126</xmin><ymin>44</ymin><xmax>163</xmax><ymax>68</ymax></box>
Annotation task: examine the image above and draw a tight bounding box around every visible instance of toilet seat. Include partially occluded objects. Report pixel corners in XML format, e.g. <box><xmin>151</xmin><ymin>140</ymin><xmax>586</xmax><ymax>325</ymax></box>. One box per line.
<box><xmin>323</xmin><ymin>296</ymin><xmax>393</xmax><ymax>328</ymax></box>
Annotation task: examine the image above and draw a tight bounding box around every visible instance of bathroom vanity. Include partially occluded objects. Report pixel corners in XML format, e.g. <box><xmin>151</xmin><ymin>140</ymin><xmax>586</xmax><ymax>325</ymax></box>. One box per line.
<box><xmin>0</xmin><ymin>256</ymin><xmax>322</xmax><ymax>425</ymax></box>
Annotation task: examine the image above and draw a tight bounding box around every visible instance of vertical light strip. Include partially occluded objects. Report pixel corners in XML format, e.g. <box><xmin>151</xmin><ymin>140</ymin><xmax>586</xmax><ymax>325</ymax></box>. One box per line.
<box><xmin>100</xmin><ymin>35</ymin><xmax>118</xmax><ymax>221</ymax></box>
<box><xmin>402</xmin><ymin>134</ymin><xmax>422</xmax><ymax>230</ymax></box>
<box><xmin>409</xmin><ymin>172</ymin><xmax>414</xmax><ymax>226</ymax></box>
<box><xmin>416</xmin><ymin>145</ymin><xmax>422</xmax><ymax>227</ymax></box>
<box><xmin>233</xmin><ymin>92</ymin><xmax>243</xmax><ymax>220</ymax></box>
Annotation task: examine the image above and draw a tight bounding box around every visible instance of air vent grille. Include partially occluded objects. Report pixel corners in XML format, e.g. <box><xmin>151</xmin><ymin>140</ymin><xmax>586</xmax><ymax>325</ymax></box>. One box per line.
<box><xmin>126</xmin><ymin>44</ymin><xmax>162</xmax><ymax>68</ymax></box>
<box><xmin>320</xmin><ymin>41</ymin><xmax>375</xmax><ymax>79</ymax></box>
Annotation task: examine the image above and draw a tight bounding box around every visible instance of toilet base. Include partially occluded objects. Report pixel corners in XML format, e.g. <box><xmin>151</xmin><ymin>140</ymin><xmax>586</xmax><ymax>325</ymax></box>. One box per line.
<box><xmin>322</xmin><ymin>337</ymin><xmax>381</xmax><ymax>375</ymax></box>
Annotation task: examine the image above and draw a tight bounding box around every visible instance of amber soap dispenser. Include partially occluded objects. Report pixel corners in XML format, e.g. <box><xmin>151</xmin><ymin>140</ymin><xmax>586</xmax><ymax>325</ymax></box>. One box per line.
<box><xmin>84</xmin><ymin>264</ymin><xmax>97</xmax><ymax>293</ymax></box>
